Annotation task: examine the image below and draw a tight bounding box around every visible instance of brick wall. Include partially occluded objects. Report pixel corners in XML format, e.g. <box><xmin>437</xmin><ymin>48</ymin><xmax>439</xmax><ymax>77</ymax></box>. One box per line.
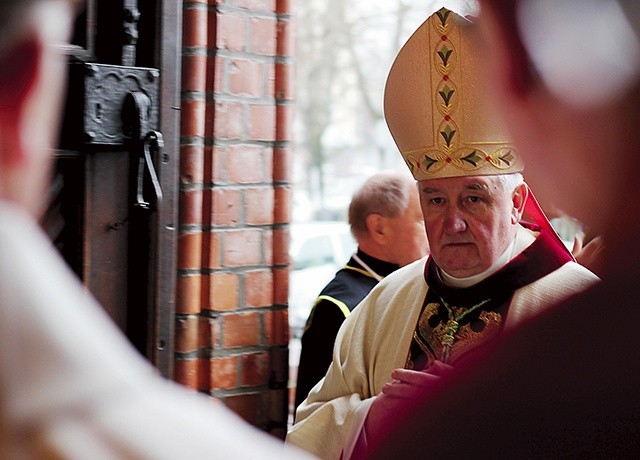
<box><xmin>176</xmin><ymin>0</ymin><xmax>294</xmax><ymax>438</ymax></box>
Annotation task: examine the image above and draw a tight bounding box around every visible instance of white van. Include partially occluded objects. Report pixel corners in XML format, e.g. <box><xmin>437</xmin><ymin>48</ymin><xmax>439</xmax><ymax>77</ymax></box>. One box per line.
<box><xmin>288</xmin><ymin>221</ymin><xmax>356</xmax><ymax>339</ymax></box>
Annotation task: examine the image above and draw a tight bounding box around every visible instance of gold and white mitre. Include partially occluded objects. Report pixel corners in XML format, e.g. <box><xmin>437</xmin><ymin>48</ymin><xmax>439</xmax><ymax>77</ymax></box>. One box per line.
<box><xmin>384</xmin><ymin>7</ymin><xmax>524</xmax><ymax>181</ymax></box>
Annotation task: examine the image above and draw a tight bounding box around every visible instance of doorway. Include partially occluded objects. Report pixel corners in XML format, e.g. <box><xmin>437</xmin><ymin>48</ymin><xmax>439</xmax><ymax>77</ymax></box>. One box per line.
<box><xmin>44</xmin><ymin>0</ymin><xmax>181</xmax><ymax>378</ymax></box>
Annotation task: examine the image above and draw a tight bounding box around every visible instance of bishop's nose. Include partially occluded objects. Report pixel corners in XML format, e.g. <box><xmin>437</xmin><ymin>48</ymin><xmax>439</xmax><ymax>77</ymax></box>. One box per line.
<box><xmin>443</xmin><ymin>205</ymin><xmax>467</xmax><ymax>234</ymax></box>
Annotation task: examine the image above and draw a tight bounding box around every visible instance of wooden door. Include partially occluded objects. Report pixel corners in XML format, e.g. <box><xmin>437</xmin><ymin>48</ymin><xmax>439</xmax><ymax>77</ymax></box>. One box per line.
<box><xmin>44</xmin><ymin>0</ymin><xmax>182</xmax><ymax>378</ymax></box>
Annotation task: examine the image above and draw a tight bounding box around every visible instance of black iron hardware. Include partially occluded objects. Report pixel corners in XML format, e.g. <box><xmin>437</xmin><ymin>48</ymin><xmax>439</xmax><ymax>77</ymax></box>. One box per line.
<box><xmin>123</xmin><ymin>1</ymin><xmax>141</xmax><ymax>66</ymax></box>
<box><xmin>61</xmin><ymin>62</ymin><xmax>160</xmax><ymax>148</ymax></box>
<box><xmin>135</xmin><ymin>131</ymin><xmax>164</xmax><ymax>211</ymax></box>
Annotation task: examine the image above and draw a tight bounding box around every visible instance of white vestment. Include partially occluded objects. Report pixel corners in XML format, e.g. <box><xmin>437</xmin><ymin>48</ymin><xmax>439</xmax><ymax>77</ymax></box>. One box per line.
<box><xmin>286</xmin><ymin>226</ymin><xmax>598</xmax><ymax>459</ymax></box>
<box><xmin>0</xmin><ymin>202</ymin><xmax>313</xmax><ymax>459</ymax></box>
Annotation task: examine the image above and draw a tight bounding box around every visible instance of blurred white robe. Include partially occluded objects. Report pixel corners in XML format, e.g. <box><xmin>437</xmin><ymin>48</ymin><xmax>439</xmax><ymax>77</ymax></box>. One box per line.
<box><xmin>0</xmin><ymin>202</ymin><xmax>313</xmax><ymax>460</ymax></box>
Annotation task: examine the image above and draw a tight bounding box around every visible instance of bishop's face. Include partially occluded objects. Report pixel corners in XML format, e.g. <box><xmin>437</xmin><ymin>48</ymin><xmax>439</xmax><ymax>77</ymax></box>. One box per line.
<box><xmin>419</xmin><ymin>174</ymin><xmax>522</xmax><ymax>278</ymax></box>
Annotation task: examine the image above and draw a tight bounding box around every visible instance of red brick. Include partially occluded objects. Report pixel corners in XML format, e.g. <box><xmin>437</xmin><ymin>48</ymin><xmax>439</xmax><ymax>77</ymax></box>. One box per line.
<box><xmin>249</xmin><ymin>17</ymin><xmax>276</xmax><ymax>56</ymax></box>
<box><xmin>245</xmin><ymin>187</ymin><xmax>274</xmax><ymax>225</ymax></box>
<box><xmin>263</xmin><ymin>146</ymin><xmax>273</xmax><ymax>179</ymax></box>
<box><xmin>273</xmin><ymin>146</ymin><xmax>291</xmax><ymax>183</ymax></box>
<box><xmin>275</xmin><ymin>0</ymin><xmax>291</xmax><ymax>15</ymax></box>
<box><xmin>264</xmin><ymin>309</ymin><xmax>289</xmax><ymax>345</ymax></box>
<box><xmin>274</xmin><ymin>62</ymin><xmax>293</xmax><ymax>100</ymax></box>
<box><xmin>265</xmin><ymin>61</ymin><xmax>275</xmax><ymax>99</ymax></box>
<box><xmin>179</xmin><ymin>189</ymin><xmax>203</xmax><ymax>225</ymax></box>
<box><xmin>197</xmin><ymin>357</ymin><xmax>211</xmax><ymax>391</ymax></box>
<box><xmin>249</xmin><ymin>104</ymin><xmax>275</xmax><ymax>141</ymax></box>
<box><xmin>175</xmin><ymin>315</ymin><xmax>200</xmax><ymax>353</ymax></box>
<box><xmin>210</xmin><ymin>355</ymin><xmax>239</xmax><ymax>390</ymax></box>
<box><xmin>244</xmin><ymin>269</ymin><xmax>273</xmax><ymax>307</ymax></box>
<box><xmin>204</xmin><ymin>231</ymin><xmax>222</xmax><ymax>269</ymax></box>
<box><xmin>223</xmin><ymin>229</ymin><xmax>262</xmax><ymax>266</ymax></box>
<box><xmin>273</xmin><ymin>266</ymin><xmax>289</xmax><ymax>305</ymax></box>
<box><xmin>216</xmin><ymin>11</ymin><xmax>245</xmax><ymax>52</ymax></box>
<box><xmin>227</xmin><ymin>144</ymin><xmax>265</xmax><ymax>184</ymax></box>
<box><xmin>224</xmin><ymin>393</ymin><xmax>263</xmax><ymax>425</ymax></box>
<box><xmin>181</xmin><ymin>98</ymin><xmax>206</xmax><ymax>137</ymax></box>
<box><xmin>201</xmin><ymin>182</ymin><xmax>213</xmax><ymax>228</ymax></box>
<box><xmin>182</xmin><ymin>54</ymin><xmax>207</xmax><ymax>92</ymax></box>
<box><xmin>175</xmin><ymin>358</ymin><xmax>199</xmax><ymax>389</ymax></box>
<box><xmin>180</xmin><ymin>145</ymin><xmax>205</xmax><ymax>185</ymax></box>
<box><xmin>176</xmin><ymin>275</ymin><xmax>202</xmax><ymax>314</ymax></box>
<box><xmin>211</xmin><ymin>145</ymin><xmax>226</xmax><ymax>183</ymax></box>
<box><xmin>276</xmin><ymin>19</ymin><xmax>293</xmax><ymax>57</ymax></box>
<box><xmin>275</xmin><ymin>103</ymin><xmax>292</xmax><ymax>141</ymax></box>
<box><xmin>273</xmin><ymin>185</ymin><xmax>291</xmax><ymax>224</ymax></box>
<box><xmin>272</xmin><ymin>226</ymin><xmax>289</xmax><ymax>265</ymax></box>
<box><xmin>177</xmin><ymin>232</ymin><xmax>202</xmax><ymax>270</ymax></box>
<box><xmin>228</xmin><ymin>58</ymin><xmax>264</xmax><ymax>97</ymax></box>
<box><xmin>183</xmin><ymin>6</ymin><xmax>208</xmax><ymax>47</ymax></box>
<box><xmin>202</xmin><ymin>145</ymin><xmax>214</xmax><ymax>184</ymax></box>
<box><xmin>211</xmin><ymin>188</ymin><xmax>242</xmax><ymax>226</ymax></box>
<box><xmin>263</xmin><ymin>229</ymin><xmax>274</xmax><ymax>266</ymax></box>
<box><xmin>223</xmin><ymin>311</ymin><xmax>261</xmax><ymax>347</ymax></box>
<box><xmin>204</xmin><ymin>100</ymin><xmax>216</xmax><ymax>140</ymax></box>
<box><xmin>202</xmin><ymin>317</ymin><xmax>218</xmax><ymax>348</ymax></box>
<box><xmin>241</xmin><ymin>352</ymin><xmax>270</xmax><ymax>386</ymax></box>
<box><xmin>212</xmin><ymin>55</ymin><xmax>225</xmax><ymax>95</ymax></box>
<box><xmin>207</xmin><ymin>9</ymin><xmax>218</xmax><ymax>49</ymax></box>
<box><xmin>209</xmin><ymin>272</ymin><xmax>240</xmax><ymax>311</ymax></box>
<box><xmin>214</xmin><ymin>101</ymin><xmax>244</xmax><ymax>139</ymax></box>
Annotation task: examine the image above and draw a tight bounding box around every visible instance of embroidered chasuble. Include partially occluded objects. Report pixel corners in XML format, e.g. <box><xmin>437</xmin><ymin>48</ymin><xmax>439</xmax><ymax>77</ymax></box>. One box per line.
<box><xmin>407</xmin><ymin>223</ymin><xmax>572</xmax><ymax>370</ymax></box>
<box><xmin>286</xmin><ymin>225</ymin><xmax>598</xmax><ymax>460</ymax></box>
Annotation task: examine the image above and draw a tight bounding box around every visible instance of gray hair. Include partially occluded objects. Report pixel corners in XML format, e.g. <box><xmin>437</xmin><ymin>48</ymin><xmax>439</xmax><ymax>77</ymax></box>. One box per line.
<box><xmin>494</xmin><ymin>172</ymin><xmax>525</xmax><ymax>194</ymax></box>
<box><xmin>348</xmin><ymin>170</ymin><xmax>416</xmax><ymax>239</ymax></box>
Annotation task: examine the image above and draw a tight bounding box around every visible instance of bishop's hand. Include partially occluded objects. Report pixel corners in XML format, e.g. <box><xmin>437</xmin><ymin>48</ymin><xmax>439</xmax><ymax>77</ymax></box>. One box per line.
<box><xmin>357</xmin><ymin>361</ymin><xmax>454</xmax><ymax>453</ymax></box>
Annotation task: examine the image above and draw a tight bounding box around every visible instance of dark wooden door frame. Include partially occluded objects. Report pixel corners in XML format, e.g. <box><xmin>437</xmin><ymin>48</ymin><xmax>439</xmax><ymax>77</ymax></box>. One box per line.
<box><xmin>152</xmin><ymin>0</ymin><xmax>182</xmax><ymax>378</ymax></box>
<box><xmin>51</xmin><ymin>0</ymin><xmax>182</xmax><ymax>379</ymax></box>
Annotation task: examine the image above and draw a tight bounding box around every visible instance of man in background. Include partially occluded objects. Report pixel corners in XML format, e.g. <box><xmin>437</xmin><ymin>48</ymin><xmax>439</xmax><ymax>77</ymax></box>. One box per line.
<box><xmin>0</xmin><ymin>1</ymin><xmax>311</xmax><ymax>458</ymax></box>
<box><xmin>294</xmin><ymin>170</ymin><xmax>429</xmax><ymax>411</ymax></box>
<box><xmin>360</xmin><ymin>1</ymin><xmax>640</xmax><ymax>458</ymax></box>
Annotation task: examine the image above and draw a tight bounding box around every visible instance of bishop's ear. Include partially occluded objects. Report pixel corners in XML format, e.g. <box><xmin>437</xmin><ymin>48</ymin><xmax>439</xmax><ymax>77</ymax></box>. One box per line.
<box><xmin>511</xmin><ymin>182</ymin><xmax>528</xmax><ymax>224</ymax></box>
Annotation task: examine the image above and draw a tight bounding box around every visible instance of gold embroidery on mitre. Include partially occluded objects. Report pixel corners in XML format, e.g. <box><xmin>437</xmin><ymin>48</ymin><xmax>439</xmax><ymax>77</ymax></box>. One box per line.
<box><xmin>385</xmin><ymin>8</ymin><xmax>523</xmax><ymax>181</ymax></box>
<box><xmin>405</xmin><ymin>146</ymin><xmax>517</xmax><ymax>177</ymax></box>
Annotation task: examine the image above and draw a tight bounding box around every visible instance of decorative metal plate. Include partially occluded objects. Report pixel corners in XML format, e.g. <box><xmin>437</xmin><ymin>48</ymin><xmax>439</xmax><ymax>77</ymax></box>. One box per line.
<box><xmin>61</xmin><ymin>62</ymin><xmax>160</xmax><ymax>147</ymax></box>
